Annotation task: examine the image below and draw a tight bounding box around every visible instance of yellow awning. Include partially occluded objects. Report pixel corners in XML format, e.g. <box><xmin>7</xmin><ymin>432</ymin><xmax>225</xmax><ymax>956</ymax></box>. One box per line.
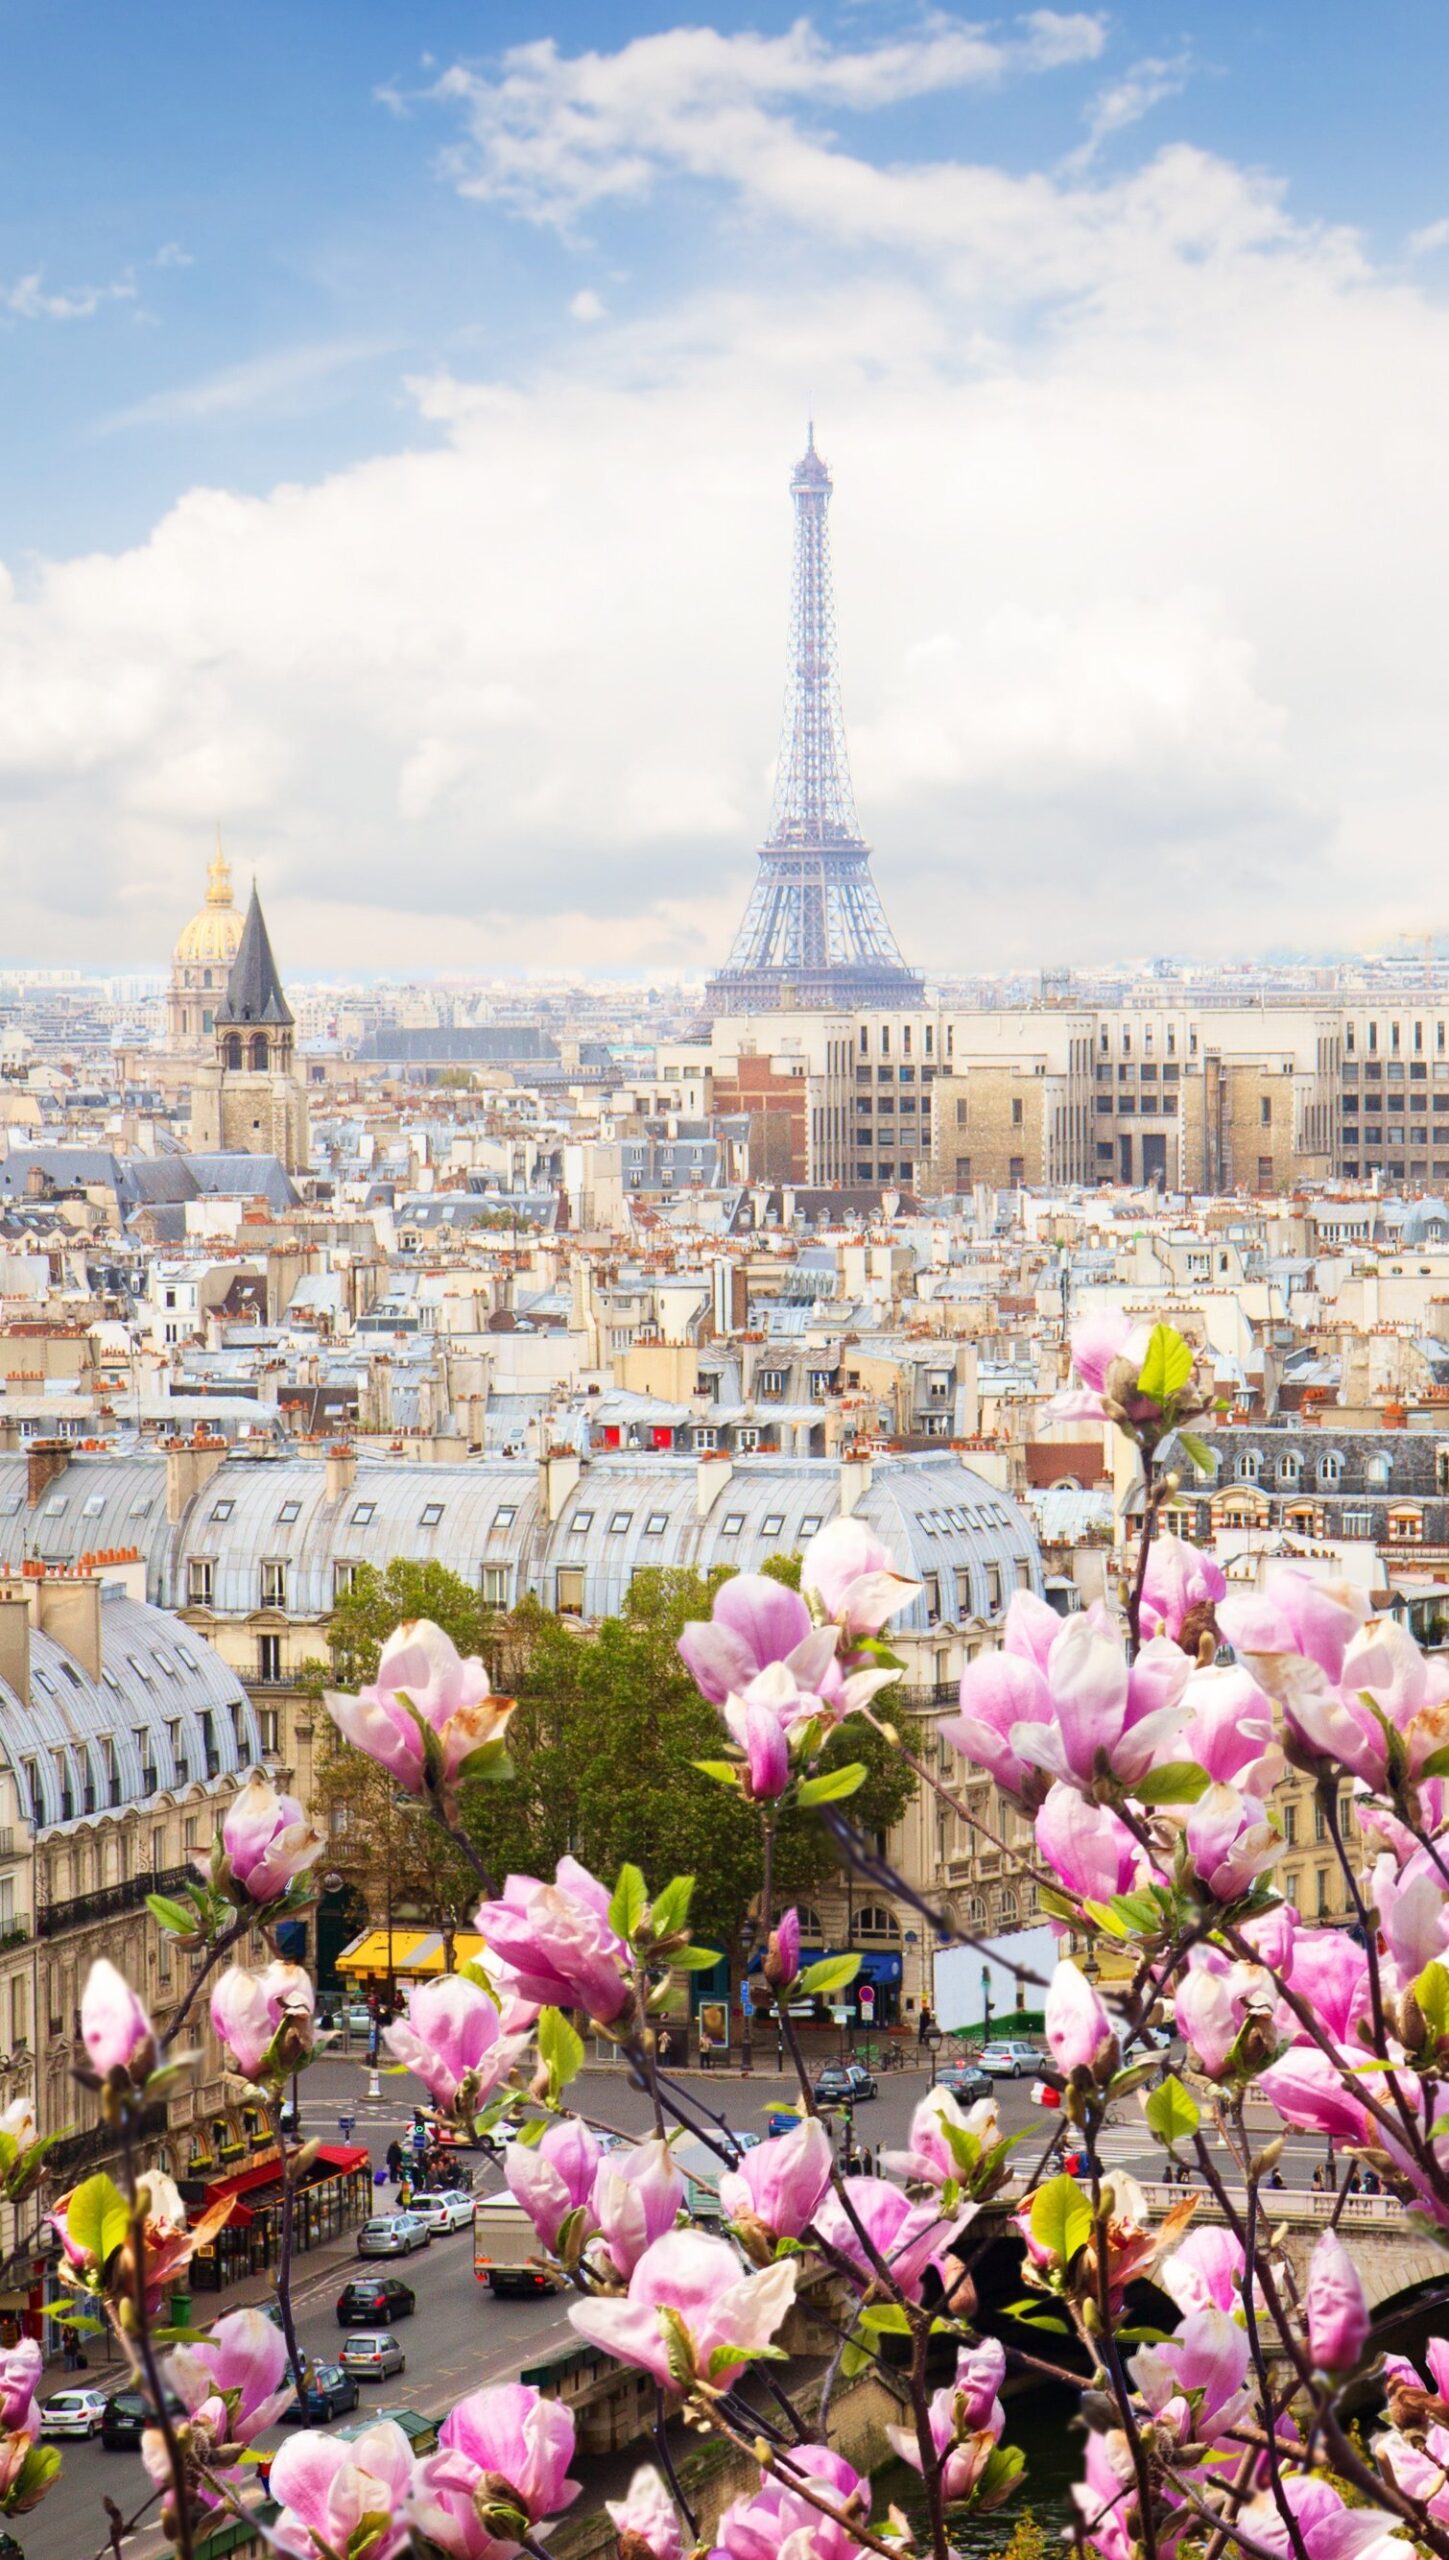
<box><xmin>336</xmin><ymin>1928</ymin><xmax>490</xmax><ymax>1978</ymax></box>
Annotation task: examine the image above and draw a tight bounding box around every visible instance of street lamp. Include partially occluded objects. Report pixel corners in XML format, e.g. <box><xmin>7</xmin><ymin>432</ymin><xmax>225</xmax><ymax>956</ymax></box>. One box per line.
<box><xmin>980</xmin><ymin>1961</ymin><xmax>994</xmax><ymax>2045</ymax></box>
<box><xmin>739</xmin><ymin>1914</ymin><xmax>757</xmax><ymax>2079</ymax></box>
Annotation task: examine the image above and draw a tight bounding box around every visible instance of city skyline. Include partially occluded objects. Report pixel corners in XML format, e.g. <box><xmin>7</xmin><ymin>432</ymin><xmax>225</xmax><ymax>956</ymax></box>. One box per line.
<box><xmin>6</xmin><ymin>3</ymin><xmax>1449</xmax><ymax>977</ymax></box>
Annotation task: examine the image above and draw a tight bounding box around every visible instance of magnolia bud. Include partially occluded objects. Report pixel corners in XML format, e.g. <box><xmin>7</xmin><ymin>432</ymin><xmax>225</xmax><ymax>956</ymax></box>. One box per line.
<box><xmin>1251</xmin><ymin>2136</ymin><xmax>1284</xmax><ymax>2182</ymax></box>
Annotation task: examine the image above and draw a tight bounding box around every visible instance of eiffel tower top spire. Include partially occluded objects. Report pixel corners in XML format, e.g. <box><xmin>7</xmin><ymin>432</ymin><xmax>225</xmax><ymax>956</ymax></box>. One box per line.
<box><xmin>704</xmin><ymin>430</ymin><xmax>924</xmax><ymax>1016</ymax></box>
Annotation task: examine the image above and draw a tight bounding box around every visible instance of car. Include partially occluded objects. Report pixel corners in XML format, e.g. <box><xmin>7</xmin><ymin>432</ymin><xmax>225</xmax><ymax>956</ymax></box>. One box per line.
<box><xmin>766</xmin><ymin>2105</ymin><xmax>804</xmax><ymax>2137</ymax></box>
<box><xmin>980</xmin><ymin>2040</ymin><xmax>1043</xmax><ymax>2079</ymax></box>
<box><xmin>283</xmin><ymin>2362</ymin><xmax>361</xmax><ymax>2425</ymax></box>
<box><xmin>933</xmin><ymin>2061</ymin><xmax>994</xmax><ymax>2103</ymax></box>
<box><xmin>101</xmin><ymin>2388</ymin><xmax>186</xmax><ymax>2451</ymax></box>
<box><xmin>39</xmin><ymin>2388</ymin><xmax>109</xmax><ymax>2439</ymax></box>
<box><xmin>407</xmin><ymin>2190</ymin><xmax>475</xmax><ymax>2235</ymax></box>
<box><xmin>338</xmin><ymin>2332</ymin><xmax>407</xmax><ymax>2382</ymax></box>
<box><xmin>815</xmin><ymin>2062</ymin><xmax>877</xmax><ymax>2103</ymax></box>
<box><xmin>356</xmin><ymin>2213</ymin><xmax>430</xmax><ymax>2257</ymax></box>
<box><xmin>336</xmin><ymin>2276</ymin><xmax>417</xmax><ymax>2328</ymax></box>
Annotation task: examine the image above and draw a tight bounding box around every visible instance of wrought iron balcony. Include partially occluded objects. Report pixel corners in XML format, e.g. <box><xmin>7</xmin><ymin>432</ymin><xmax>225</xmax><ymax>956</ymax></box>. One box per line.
<box><xmin>38</xmin><ymin>1864</ymin><xmax>193</xmax><ymax>1940</ymax></box>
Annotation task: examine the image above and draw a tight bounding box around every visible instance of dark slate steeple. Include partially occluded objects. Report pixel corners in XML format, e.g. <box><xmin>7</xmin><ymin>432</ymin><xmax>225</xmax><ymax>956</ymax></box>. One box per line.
<box><xmin>217</xmin><ymin>883</ymin><xmax>294</xmax><ymax>1029</ymax></box>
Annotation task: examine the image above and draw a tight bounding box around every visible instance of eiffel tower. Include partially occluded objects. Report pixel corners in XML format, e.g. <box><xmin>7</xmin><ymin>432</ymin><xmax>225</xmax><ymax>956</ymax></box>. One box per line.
<box><xmin>704</xmin><ymin>427</ymin><xmax>924</xmax><ymax>1015</ymax></box>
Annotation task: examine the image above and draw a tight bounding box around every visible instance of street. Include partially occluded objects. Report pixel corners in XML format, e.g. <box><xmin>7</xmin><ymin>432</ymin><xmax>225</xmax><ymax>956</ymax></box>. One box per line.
<box><xmin>17</xmin><ymin>2047</ymin><xmax>1334</xmax><ymax>2560</ymax></box>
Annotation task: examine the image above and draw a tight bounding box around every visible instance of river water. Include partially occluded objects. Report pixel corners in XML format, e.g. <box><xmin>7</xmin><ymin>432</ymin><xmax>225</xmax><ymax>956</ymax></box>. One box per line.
<box><xmin>876</xmin><ymin>2382</ymin><xmax>1079</xmax><ymax>2553</ymax></box>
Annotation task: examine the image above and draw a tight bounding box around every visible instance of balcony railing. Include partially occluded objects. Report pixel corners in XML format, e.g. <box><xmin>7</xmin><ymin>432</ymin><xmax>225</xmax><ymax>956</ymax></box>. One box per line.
<box><xmin>39</xmin><ymin>1864</ymin><xmax>193</xmax><ymax>1940</ymax></box>
<box><xmin>46</xmin><ymin>2102</ymin><xmax>169</xmax><ymax>2182</ymax></box>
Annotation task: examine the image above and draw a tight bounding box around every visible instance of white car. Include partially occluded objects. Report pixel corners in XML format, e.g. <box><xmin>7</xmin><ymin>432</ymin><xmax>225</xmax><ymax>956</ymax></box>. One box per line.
<box><xmin>40</xmin><ymin>2388</ymin><xmax>109</xmax><ymax>2438</ymax></box>
<box><xmin>407</xmin><ymin>2190</ymin><xmax>475</xmax><ymax>2235</ymax></box>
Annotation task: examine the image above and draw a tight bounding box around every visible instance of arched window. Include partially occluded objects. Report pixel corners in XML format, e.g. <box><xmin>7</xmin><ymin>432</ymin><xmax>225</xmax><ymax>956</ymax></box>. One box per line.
<box><xmin>1317</xmin><ymin>1452</ymin><xmax>1342</xmax><ymax>1488</ymax></box>
<box><xmin>794</xmin><ymin>1907</ymin><xmax>823</xmax><ymax>1939</ymax></box>
<box><xmin>966</xmin><ymin>1895</ymin><xmax>988</xmax><ymax>1929</ymax></box>
<box><xmin>856</xmin><ymin>1905</ymin><xmax>900</xmax><ymax>1939</ymax></box>
<box><xmin>203</xmin><ymin>970</ymin><xmax>212</xmax><ymax>989</ymax></box>
<box><xmin>1236</xmin><ymin>1450</ymin><xmax>1261</xmax><ymax>1483</ymax></box>
<box><xmin>1388</xmin><ymin>1504</ymin><xmax>1424</xmax><ymax>1545</ymax></box>
<box><xmin>202</xmin><ymin>1008</ymin><xmax>213</xmax><ymax>1034</ymax></box>
<box><xmin>1277</xmin><ymin>1451</ymin><xmax>1301</xmax><ymax>1488</ymax></box>
<box><xmin>998</xmin><ymin>1888</ymin><xmax>1018</xmax><ymax>1927</ymax></box>
<box><xmin>1367</xmin><ymin>1453</ymin><xmax>1393</xmax><ymax>1491</ymax></box>
<box><xmin>250</xmin><ymin>1034</ymin><xmax>269</xmax><ymax>1071</ymax></box>
<box><xmin>223</xmin><ymin>1034</ymin><xmax>243</xmax><ymax>1071</ymax></box>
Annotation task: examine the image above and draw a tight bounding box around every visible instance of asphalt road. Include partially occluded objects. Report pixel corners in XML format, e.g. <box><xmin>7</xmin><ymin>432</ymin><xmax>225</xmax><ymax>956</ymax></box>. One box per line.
<box><xmin>17</xmin><ymin>2045</ymin><xmax>1338</xmax><ymax>2560</ymax></box>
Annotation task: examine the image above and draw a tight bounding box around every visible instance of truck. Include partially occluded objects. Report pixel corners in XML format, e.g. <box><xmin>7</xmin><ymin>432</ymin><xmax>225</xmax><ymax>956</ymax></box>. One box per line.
<box><xmin>473</xmin><ymin>2197</ymin><xmax>565</xmax><ymax>2299</ymax></box>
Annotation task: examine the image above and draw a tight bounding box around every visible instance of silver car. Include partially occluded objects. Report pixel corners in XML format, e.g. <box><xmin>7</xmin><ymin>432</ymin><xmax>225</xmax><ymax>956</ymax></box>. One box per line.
<box><xmin>338</xmin><ymin>2331</ymin><xmax>407</xmax><ymax>2381</ymax></box>
<box><xmin>356</xmin><ymin>2214</ymin><xmax>430</xmax><ymax>2257</ymax></box>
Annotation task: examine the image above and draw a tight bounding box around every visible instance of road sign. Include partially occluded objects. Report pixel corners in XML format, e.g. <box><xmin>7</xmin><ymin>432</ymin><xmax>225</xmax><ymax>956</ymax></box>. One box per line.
<box><xmin>740</xmin><ymin>1981</ymin><xmax>753</xmax><ymax>2016</ymax></box>
<box><xmin>859</xmin><ymin>1984</ymin><xmax>875</xmax><ymax>2015</ymax></box>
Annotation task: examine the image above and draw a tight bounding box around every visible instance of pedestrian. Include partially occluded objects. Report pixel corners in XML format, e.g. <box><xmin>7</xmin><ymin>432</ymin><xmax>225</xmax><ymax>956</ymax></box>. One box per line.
<box><xmin>657</xmin><ymin>2028</ymin><xmax>672</xmax><ymax>2070</ymax></box>
<box><xmin>860</xmin><ymin>2146</ymin><xmax>874</xmax><ymax>2178</ymax></box>
<box><xmin>917</xmin><ymin>2004</ymin><xmax>933</xmax><ymax>2046</ymax></box>
<box><xmin>1311</xmin><ymin>2164</ymin><xmax>1324</xmax><ymax>2192</ymax></box>
<box><xmin>1268</xmin><ymin>2168</ymin><xmax>1286</xmax><ymax>2191</ymax></box>
<box><xmin>60</xmin><ymin>2325</ymin><xmax>78</xmax><ymax>2373</ymax></box>
<box><xmin>398</xmin><ymin>2175</ymin><xmax>412</xmax><ymax>2211</ymax></box>
<box><xmin>386</xmin><ymin>2141</ymin><xmax>403</xmax><ymax>2184</ymax></box>
<box><xmin>1363</xmin><ymin>2168</ymin><xmax>1381</xmax><ymax>2195</ymax></box>
<box><xmin>700</xmin><ymin>2030</ymin><xmax>712</xmax><ymax>2072</ymax></box>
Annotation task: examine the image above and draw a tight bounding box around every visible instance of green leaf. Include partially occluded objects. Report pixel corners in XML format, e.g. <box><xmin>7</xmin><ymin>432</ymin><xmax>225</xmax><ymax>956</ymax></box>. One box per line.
<box><xmin>1136</xmin><ymin>1323</ymin><xmax>1193</xmax><ymax>1409</ymax></box>
<box><xmin>692</xmin><ymin>1758</ymin><xmax>743</xmax><ymax>1789</ymax></box>
<box><xmin>1417</xmin><ymin>1747</ymin><xmax>1449</xmax><ymax>1780</ymax></box>
<box><xmin>452</xmin><ymin>1739</ymin><xmax>514</xmax><ymax>1786</ymax></box>
<box><xmin>64</xmin><ymin>2171</ymin><xmax>130</xmax><ymax>2267</ymax></box>
<box><xmin>650</xmin><ymin>1875</ymin><xmax>694</xmax><ymax>1939</ymax></box>
<box><xmin>345</xmin><ymin>2516</ymin><xmax>391</xmax><ymax>2560</ymax></box>
<box><xmin>1083</xmin><ymin>1898</ymin><xmax>1131</xmax><ymax>1940</ymax></box>
<box><xmin>705</xmin><ymin>2340</ymin><xmax>787</xmax><ymax>2378</ymax></box>
<box><xmin>798</xmin><ymin>1954</ymin><xmax>861</xmax><ymax>1998</ymax></box>
<box><xmin>1416</xmin><ymin>1960</ymin><xmax>1449</xmax><ymax>2035</ymax></box>
<box><xmin>1028</xmin><ymin>2174</ymin><xmax>1092</xmax><ymax>2265</ymax></box>
<box><xmin>609</xmin><ymin>1863</ymin><xmax>648</xmax><ymax>1941</ymax></box>
<box><xmin>1036</xmin><ymin>1884</ymin><xmax>1082</xmax><ymax>1925</ymax></box>
<box><xmin>839</xmin><ymin>2337</ymin><xmax>872</xmax><ymax>2379</ymax></box>
<box><xmin>859</xmin><ymin>2302</ymin><xmax>912</xmax><ymax>2335</ymax></box>
<box><xmin>146</xmin><ymin>1893</ymin><xmax>196</xmax><ymax>1935</ymax></box>
<box><xmin>1177</xmin><ymin>1432</ymin><xmax>1215</xmax><ymax>1477</ymax></box>
<box><xmin>1109</xmin><ymin>1888</ymin><xmax>1172</xmax><ymax>1933</ymax></box>
<box><xmin>3</xmin><ymin>2440</ymin><xmax>61</xmax><ymax>2514</ymax></box>
<box><xmin>795</xmin><ymin>1763</ymin><xmax>868</xmax><ymax>1807</ymax></box>
<box><xmin>969</xmin><ymin>2444</ymin><xmax>1026</xmax><ymax>2513</ymax></box>
<box><xmin>669</xmin><ymin>1945</ymin><xmax>726</xmax><ymax>1972</ymax></box>
<box><xmin>536</xmin><ymin>2008</ymin><xmax>584</xmax><ymax>2094</ymax></box>
<box><xmin>1133</xmin><ymin>1763</ymin><xmax>1210</xmax><ymax>1807</ymax></box>
<box><xmin>1143</xmin><ymin>2073</ymin><xmax>1201</xmax><ymax>2147</ymax></box>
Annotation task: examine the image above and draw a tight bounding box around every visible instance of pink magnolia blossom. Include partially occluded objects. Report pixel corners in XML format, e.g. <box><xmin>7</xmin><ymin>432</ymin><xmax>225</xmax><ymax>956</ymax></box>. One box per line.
<box><xmin>1383</xmin><ymin>2335</ymin><xmax>1449</xmax><ymax>2411</ymax></box>
<box><xmin>1185</xmin><ymin>1783</ymin><xmax>1282</xmax><ymax>1901</ymax></box>
<box><xmin>410</xmin><ymin>2384</ymin><xmax>580</xmax><ymax>2560</ymax></box>
<box><xmin>941</xmin><ymin>1652</ymin><xmax>1050</xmax><ymax>1805</ymax></box>
<box><xmin>1071</xmin><ymin>2426</ymin><xmax>1138</xmax><ymax>2560</ymax></box>
<box><xmin>1173</xmin><ymin>1960</ymin><xmax>1249</xmax><ymax>2080</ymax></box>
<box><xmin>1045</xmin><ymin>1958</ymin><xmax>1114</xmax><ymax>2077</ymax></box>
<box><xmin>1035</xmin><ymin>1784</ymin><xmax>1147</xmax><ymax>1906</ymax></box>
<box><xmin>505</xmin><ymin>2119</ymin><xmax>601</xmax><ymax>2254</ymax></box>
<box><xmin>1279</xmin><ymin>1929</ymin><xmax>1371</xmax><ymax>2048</ymax></box>
<box><xmin>1372</xmin><ymin>1848</ymin><xmax>1449</xmax><ymax>1981</ymax></box>
<box><xmin>722</xmin><ymin>1669</ymin><xmax>794</xmax><ymax>1801</ymax></box>
<box><xmin>1218</xmin><ymin>1564</ymin><xmax>1371</xmax><ymax>1680</ymax></box>
<box><xmin>473</xmin><ymin>1857</ymin><xmax>632</xmax><ymax>2024</ymax></box>
<box><xmin>882</xmin><ymin>2086</ymin><xmax>1000</xmax><ymax>2189</ymax></box>
<box><xmin>326</xmin><ymin>1618</ymin><xmax>514</xmax><ymax>1796</ymax></box>
<box><xmin>1070</xmin><ymin>1309</ymin><xmax>1149</xmax><ymax>1395</ymax></box>
<box><xmin>714</xmin><ymin>2447</ymin><xmax>871</xmax><ymax>2560</ymax></box>
<box><xmin>1179</xmin><ymin>1664</ymin><xmax>1283</xmax><ymax>1796</ymax></box>
<box><xmin>1158</xmin><ymin>2226</ymin><xmax>1248</xmax><ymax>2319</ymax></box>
<box><xmin>1339</xmin><ymin>1620</ymin><xmax>1449</xmax><ymax>1780</ymax></box>
<box><xmin>1009</xmin><ymin>1614</ymin><xmax>1187</xmax><ymax>1794</ymax></box>
<box><xmin>0</xmin><ymin>2344</ymin><xmax>39</xmax><ymax>2439</ymax></box>
<box><xmin>885</xmin><ymin>2340</ymin><xmax>1008</xmax><ymax>2507</ymax></box>
<box><xmin>168</xmin><ymin>2304</ymin><xmax>293</xmax><ymax>2443</ymax></box>
<box><xmin>1132</xmin><ymin>2307</ymin><xmax>1251</xmax><ymax>2446</ymax></box>
<box><xmin>217</xmin><ymin>1779</ymin><xmax>323</xmax><ymax>1904</ymax></box>
<box><xmin>801</xmin><ymin>1517</ymin><xmax>920</xmax><ymax>1636</ymax></box>
<box><xmin>677</xmin><ymin>1575</ymin><xmax>828</xmax><ymax>1706</ymax></box>
<box><xmin>567</xmin><ymin>2229</ymin><xmax>797</xmax><ymax>2392</ymax></box>
<box><xmin>812</xmin><ymin>2178</ymin><xmax>970</xmax><ymax>2302</ymax></box>
<box><xmin>1374</xmin><ymin>2423</ymin><xmax>1449</xmax><ymax>2532</ymax></box>
<box><xmin>1305</xmin><ymin>2231</ymin><xmax>1369</xmax><ymax>2374</ymax></box>
<box><xmin>1256</xmin><ymin>2047</ymin><xmax>1375</xmax><ymax>2147</ymax></box>
<box><xmin>80</xmin><ymin>1959</ymin><xmax>153</xmax><ymax>2079</ymax></box>
<box><xmin>1241</xmin><ymin>2473</ymin><xmax>1405</xmax><ymax>2560</ymax></box>
<box><xmin>605</xmin><ymin>2466</ymin><xmax>686</xmax><ymax>2560</ymax></box>
<box><xmin>591</xmin><ymin>2139</ymin><xmax>684</xmax><ymax>2279</ymax></box>
<box><xmin>1139</xmin><ymin>1533</ymin><xmax>1226</xmax><ymax>1644</ymax></box>
<box><xmin>767</xmin><ymin>1908</ymin><xmax>801</xmax><ymax>1990</ymax></box>
<box><xmin>718</xmin><ymin>2116</ymin><xmax>833</xmax><ymax>2238</ymax></box>
<box><xmin>211</xmin><ymin>1962</ymin><xmax>314</xmax><ymax>2083</ymax></box>
<box><xmin>1004</xmin><ymin>1586</ymin><xmax>1074</xmax><ymax>1673</ymax></box>
<box><xmin>384</xmin><ymin>1975</ymin><xmax>530</xmax><ymax>2113</ymax></box>
<box><xmin>269</xmin><ymin>2420</ymin><xmax>415</xmax><ymax>2560</ymax></box>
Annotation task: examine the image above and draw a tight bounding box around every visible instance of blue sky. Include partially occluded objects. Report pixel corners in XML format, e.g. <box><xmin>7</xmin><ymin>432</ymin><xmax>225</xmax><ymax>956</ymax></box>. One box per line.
<box><xmin>6</xmin><ymin>1</ymin><xmax>1449</xmax><ymax>972</ymax></box>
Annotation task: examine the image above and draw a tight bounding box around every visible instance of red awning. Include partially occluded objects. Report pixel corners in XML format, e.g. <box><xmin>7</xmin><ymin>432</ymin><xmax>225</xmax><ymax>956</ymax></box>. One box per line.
<box><xmin>204</xmin><ymin>2158</ymin><xmax>286</xmax><ymax>2208</ymax></box>
<box><xmin>314</xmin><ymin>2143</ymin><xmax>371</xmax><ymax>2172</ymax></box>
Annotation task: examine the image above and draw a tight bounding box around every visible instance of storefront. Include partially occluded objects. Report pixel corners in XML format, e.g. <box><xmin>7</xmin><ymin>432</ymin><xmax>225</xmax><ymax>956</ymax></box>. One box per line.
<box><xmin>185</xmin><ymin>2143</ymin><xmax>373</xmax><ymax>2293</ymax></box>
<box><xmin>336</xmin><ymin>1928</ymin><xmax>490</xmax><ymax>1987</ymax></box>
<box><xmin>794</xmin><ymin>1946</ymin><xmax>904</xmax><ymax>2026</ymax></box>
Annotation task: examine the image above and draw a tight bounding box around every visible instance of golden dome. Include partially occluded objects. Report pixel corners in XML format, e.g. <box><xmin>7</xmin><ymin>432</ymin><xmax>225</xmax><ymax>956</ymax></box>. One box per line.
<box><xmin>173</xmin><ymin>841</ymin><xmax>244</xmax><ymax>968</ymax></box>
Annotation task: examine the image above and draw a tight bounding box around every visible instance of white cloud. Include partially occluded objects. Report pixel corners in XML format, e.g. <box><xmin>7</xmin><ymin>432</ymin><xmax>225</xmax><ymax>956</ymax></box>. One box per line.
<box><xmin>569</xmin><ymin>287</ymin><xmax>606</xmax><ymax>321</ymax></box>
<box><xmin>4</xmin><ymin>16</ymin><xmax>1449</xmax><ymax>976</ymax></box>
<box><xmin>1065</xmin><ymin>50</ymin><xmax>1194</xmax><ymax>170</ymax></box>
<box><xmin>101</xmin><ymin>337</ymin><xmax>398</xmax><ymax>429</ymax></box>
<box><xmin>1409</xmin><ymin>216</ymin><xmax>1449</xmax><ymax>257</ymax></box>
<box><xmin>3</xmin><ymin>268</ymin><xmax>136</xmax><ymax>321</ymax></box>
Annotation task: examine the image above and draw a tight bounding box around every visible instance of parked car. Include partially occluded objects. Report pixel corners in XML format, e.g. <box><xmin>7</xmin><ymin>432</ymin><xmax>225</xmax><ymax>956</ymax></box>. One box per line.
<box><xmin>357</xmin><ymin>2213</ymin><xmax>431</xmax><ymax>2258</ymax></box>
<box><xmin>284</xmin><ymin>2362</ymin><xmax>361</xmax><ymax>2425</ymax></box>
<box><xmin>816</xmin><ymin>2062</ymin><xmax>877</xmax><ymax>2103</ymax></box>
<box><xmin>338</xmin><ymin>2332</ymin><xmax>408</xmax><ymax>2382</ymax></box>
<box><xmin>39</xmin><ymin>2388</ymin><xmax>109</xmax><ymax>2439</ymax></box>
<box><xmin>336</xmin><ymin>2276</ymin><xmax>417</xmax><ymax>2328</ymax></box>
<box><xmin>980</xmin><ymin>2040</ymin><xmax>1043</xmax><ymax>2079</ymax></box>
<box><xmin>102</xmin><ymin>2388</ymin><xmax>186</xmax><ymax>2451</ymax></box>
<box><xmin>934</xmin><ymin>2061</ymin><xmax>993</xmax><ymax>2103</ymax></box>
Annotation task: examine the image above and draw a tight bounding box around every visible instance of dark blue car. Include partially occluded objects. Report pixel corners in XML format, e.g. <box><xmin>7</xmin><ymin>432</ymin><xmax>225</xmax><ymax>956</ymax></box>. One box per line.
<box><xmin>283</xmin><ymin>2362</ymin><xmax>361</xmax><ymax>2425</ymax></box>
